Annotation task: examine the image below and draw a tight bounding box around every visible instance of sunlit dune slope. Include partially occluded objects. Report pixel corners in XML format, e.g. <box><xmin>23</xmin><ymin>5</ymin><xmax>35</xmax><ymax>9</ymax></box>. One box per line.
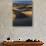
<box><xmin>22</xmin><ymin>11</ymin><xmax>32</xmax><ymax>16</ymax></box>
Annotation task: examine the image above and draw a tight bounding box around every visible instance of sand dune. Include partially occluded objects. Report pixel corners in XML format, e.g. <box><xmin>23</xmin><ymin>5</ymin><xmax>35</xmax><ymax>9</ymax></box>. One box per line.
<box><xmin>22</xmin><ymin>11</ymin><xmax>32</xmax><ymax>16</ymax></box>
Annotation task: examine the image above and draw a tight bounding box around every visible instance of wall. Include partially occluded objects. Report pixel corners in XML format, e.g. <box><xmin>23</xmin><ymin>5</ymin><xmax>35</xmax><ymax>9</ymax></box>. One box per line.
<box><xmin>0</xmin><ymin>0</ymin><xmax>46</xmax><ymax>46</ymax></box>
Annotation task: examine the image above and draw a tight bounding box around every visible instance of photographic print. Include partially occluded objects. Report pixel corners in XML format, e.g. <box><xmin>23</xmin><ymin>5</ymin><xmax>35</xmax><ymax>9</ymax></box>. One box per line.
<box><xmin>12</xmin><ymin>0</ymin><xmax>33</xmax><ymax>26</ymax></box>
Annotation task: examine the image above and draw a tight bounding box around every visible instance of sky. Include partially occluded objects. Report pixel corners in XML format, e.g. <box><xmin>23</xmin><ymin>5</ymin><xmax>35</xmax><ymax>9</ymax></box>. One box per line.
<box><xmin>13</xmin><ymin>0</ymin><xmax>32</xmax><ymax>4</ymax></box>
<box><xmin>13</xmin><ymin>0</ymin><xmax>32</xmax><ymax>1</ymax></box>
